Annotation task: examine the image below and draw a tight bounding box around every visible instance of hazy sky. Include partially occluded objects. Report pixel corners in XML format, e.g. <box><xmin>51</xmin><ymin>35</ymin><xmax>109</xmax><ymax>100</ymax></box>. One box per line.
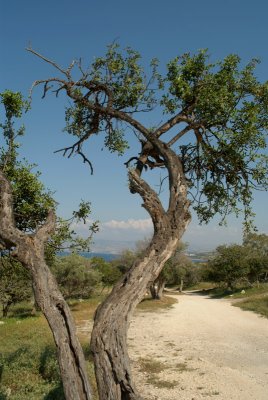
<box><xmin>1</xmin><ymin>0</ymin><xmax>267</xmax><ymax>251</ymax></box>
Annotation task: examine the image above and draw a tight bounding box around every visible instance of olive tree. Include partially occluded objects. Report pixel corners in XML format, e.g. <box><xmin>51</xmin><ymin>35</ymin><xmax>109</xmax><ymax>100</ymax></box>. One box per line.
<box><xmin>243</xmin><ymin>233</ymin><xmax>268</xmax><ymax>284</ymax></box>
<box><xmin>0</xmin><ymin>91</ymin><xmax>94</xmax><ymax>400</ymax></box>
<box><xmin>206</xmin><ymin>244</ymin><xmax>250</xmax><ymax>289</ymax></box>
<box><xmin>27</xmin><ymin>45</ymin><xmax>268</xmax><ymax>400</ymax></box>
<box><xmin>52</xmin><ymin>254</ymin><xmax>101</xmax><ymax>299</ymax></box>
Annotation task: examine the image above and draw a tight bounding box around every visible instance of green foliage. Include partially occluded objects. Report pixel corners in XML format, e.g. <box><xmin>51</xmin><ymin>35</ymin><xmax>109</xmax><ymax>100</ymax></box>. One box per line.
<box><xmin>204</xmin><ymin>234</ymin><xmax>268</xmax><ymax>290</ymax></box>
<box><xmin>58</xmin><ymin>46</ymin><xmax>268</xmax><ymax>228</ymax></box>
<box><xmin>64</xmin><ymin>44</ymin><xmax>161</xmax><ymax>156</ymax></box>
<box><xmin>110</xmin><ymin>248</ymin><xmax>137</xmax><ymax>274</ymax></box>
<box><xmin>206</xmin><ymin>244</ymin><xmax>250</xmax><ymax>289</ymax></box>
<box><xmin>233</xmin><ymin>295</ymin><xmax>268</xmax><ymax>318</ymax></box>
<box><xmin>0</xmin><ymin>90</ymin><xmax>29</xmax><ymax>119</ymax></box>
<box><xmin>45</xmin><ymin>201</ymin><xmax>98</xmax><ymax>267</ymax></box>
<box><xmin>165</xmin><ymin>257</ymin><xmax>199</xmax><ymax>289</ymax></box>
<box><xmin>0</xmin><ymin>318</ymin><xmax>64</xmax><ymax>400</ymax></box>
<box><xmin>0</xmin><ymin>90</ymin><xmax>55</xmax><ymax>232</ymax></box>
<box><xmin>243</xmin><ymin>233</ymin><xmax>268</xmax><ymax>283</ymax></box>
<box><xmin>1</xmin><ymin>90</ymin><xmax>97</xmax><ymax>260</ymax></box>
<box><xmin>159</xmin><ymin>242</ymin><xmax>194</xmax><ymax>287</ymax></box>
<box><xmin>90</xmin><ymin>257</ymin><xmax>122</xmax><ymax>287</ymax></box>
<box><xmin>39</xmin><ymin>347</ymin><xmax>61</xmax><ymax>382</ymax></box>
<box><xmin>52</xmin><ymin>254</ymin><xmax>101</xmax><ymax>299</ymax></box>
<box><xmin>5</xmin><ymin>163</ymin><xmax>55</xmax><ymax>232</ymax></box>
<box><xmin>0</xmin><ymin>257</ymin><xmax>32</xmax><ymax>317</ymax></box>
<box><xmin>90</xmin><ymin>43</ymin><xmax>157</xmax><ymax>111</ymax></box>
<box><xmin>162</xmin><ymin>51</ymin><xmax>268</xmax><ymax>227</ymax></box>
<box><xmin>0</xmin><ymin>91</ymin><xmax>28</xmax><ymax>162</ymax></box>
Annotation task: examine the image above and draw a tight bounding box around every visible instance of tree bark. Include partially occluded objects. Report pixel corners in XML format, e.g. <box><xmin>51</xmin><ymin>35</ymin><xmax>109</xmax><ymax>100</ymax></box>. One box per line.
<box><xmin>149</xmin><ymin>283</ymin><xmax>158</xmax><ymax>299</ymax></box>
<box><xmin>91</xmin><ymin>233</ymin><xmax>183</xmax><ymax>400</ymax></box>
<box><xmin>2</xmin><ymin>301</ymin><xmax>12</xmax><ymax>317</ymax></box>
<box><xmin>0</xmin><ymin>170</ymin><xmax>92</xmax><ymax>400</ymax></box>
<box><xmin>179</xmin><ymin>278</ymin><xmax>184</xmax><ymax>293</ymax></box>
<box><xmin>150</xmin><ymin>277</ymin><xmax>166</xmax><ymax>300</ymax></box>
<box><xmin>157</xmin><ymin>278</ymin><xmax>166</xmax><ymax>300</ymax></box>
<box><xmin>91</xmin><ymin>140</ymin><xmax>191</xmax><ymax>400</ymax></box>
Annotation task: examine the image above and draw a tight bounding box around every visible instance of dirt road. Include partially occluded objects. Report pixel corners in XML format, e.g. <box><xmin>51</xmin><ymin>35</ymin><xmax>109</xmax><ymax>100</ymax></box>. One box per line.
<box><xmin>128</xmin><ymin>293</ymin><xmax>268</xmax><ymax>400</ymax></box>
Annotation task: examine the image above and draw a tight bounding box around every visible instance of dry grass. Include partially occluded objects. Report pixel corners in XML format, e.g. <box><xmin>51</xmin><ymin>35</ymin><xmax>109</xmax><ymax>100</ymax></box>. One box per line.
<box><xmin>138</xmin><ymin>357</ymin><xmax>179</xmax><ymax>389</ymax></box>
<box><xmin>137</xmin><ymin>295</ymin><xmax>177</xmax><ymax>312</ymax></box>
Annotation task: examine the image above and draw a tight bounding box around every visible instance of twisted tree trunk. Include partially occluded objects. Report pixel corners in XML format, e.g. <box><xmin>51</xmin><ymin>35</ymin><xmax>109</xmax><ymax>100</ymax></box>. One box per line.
<box><xmin>91</xmin><ymin>140</ymin><xmax>191</xmax><ymax>400</ymax></box>
<box><xmin>0</xmin><ymin>171</ymin><xmax>92</xmax><ymax>400</ymax></box>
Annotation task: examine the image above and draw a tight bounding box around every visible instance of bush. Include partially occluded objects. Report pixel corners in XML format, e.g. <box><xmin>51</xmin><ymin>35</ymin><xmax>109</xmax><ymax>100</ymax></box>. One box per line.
<box><xmin>52</xmin><ymin>254</ymin><xmax>101</xmax><ymax>299</ymax></box>
<box><xmin>0</xmin><ymin>257</ymin><xmax>32</xmax><ymax>317</ymax></box>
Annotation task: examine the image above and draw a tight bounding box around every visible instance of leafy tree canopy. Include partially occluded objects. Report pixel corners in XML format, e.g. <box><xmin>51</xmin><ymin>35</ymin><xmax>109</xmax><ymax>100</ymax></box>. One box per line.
<box><xmin>52</xmin><ymin>254</ymin><xmax>101</xmax><ymax>298</ymax></box>
<box><xmin>243</xmin><ymin>233</ymin><xmax>268</xmax><ymax>283</ymax></box>
<box><xmin>90</xmin><ymin>256</ymin><xmax>122</xmax><ymax>287</ymax></box>
<box><xmin>0</xmin><ymin>90</ymin><xmax>98</xmax><ymax>258</ymax></box>
<box><xmin>28</xmin><ymin>44</ymin><xmax>268</xmax><ymax>229</ymax></box>
<box><xmin>0</xmin><ymin>90</ymin><xmax>55</xmax><ymax>231</ymax></box>
<box><xmin>207</xmin><ymin>244</ymin><xmax>250</xmax><ymax>289</ymax></box>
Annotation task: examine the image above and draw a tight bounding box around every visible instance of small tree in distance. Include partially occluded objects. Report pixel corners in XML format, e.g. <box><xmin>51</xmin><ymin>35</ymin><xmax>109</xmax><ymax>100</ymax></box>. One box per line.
<box><xmin>52</xmin><ymin>254</ymin><xmax>101</xmax><ymax>299</ymax></box>
<box><xmin>243</xmin><ymin>233</ymin><xmax>268</xmax><ymax>285</ymax></box>
<box><xmin>26</xmin><ymin>45</ymin><xmax>268</xmax><ymax>400</ymax></box>
<box><xmin>206</xmin><ymin>244</ymin><xmax>250</xmax><ymax>290</ymax></box>
<box><xmin>90</xmin><ymin>256</ymin><xmax>122</xmax><ymax>291</ymax></box>
<box><xmin>150</xmin><ymin>241</ymin><xmax>191</xmax><ymax>298</ymax></box>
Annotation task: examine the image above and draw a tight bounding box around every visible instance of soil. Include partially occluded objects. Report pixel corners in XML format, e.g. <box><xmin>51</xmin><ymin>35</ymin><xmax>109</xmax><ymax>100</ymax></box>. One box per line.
<box><xmin>77</xmin><ymin>292</ymin><xmax>268</xmax><ymax>399</ymax></box>
<box><xmin>128</xmin><ymin>292</ymin><xmax>268</xmax><ymax>400</ymax></box>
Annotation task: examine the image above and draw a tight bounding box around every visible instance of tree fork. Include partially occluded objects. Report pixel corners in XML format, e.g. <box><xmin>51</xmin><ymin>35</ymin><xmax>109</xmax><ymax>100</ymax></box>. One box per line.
<box><xmin>0</xmin><ymin>170</ymin><xmax>92</xmax><ymax>400</ymax></box>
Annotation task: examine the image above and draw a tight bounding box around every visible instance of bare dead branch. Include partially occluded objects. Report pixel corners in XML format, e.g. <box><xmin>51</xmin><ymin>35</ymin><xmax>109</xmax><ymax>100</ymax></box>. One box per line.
<box><xmin>156</xmin><ymin>174</ymin><xmax>168</xmax><ymax>195</ymax></box>
<box><xmin>77</xmin><ymin>150</ymin><xmax>94</xmax><ymax>174</ymax></box>
<box><xmin>66</xmin><ymin>60</ymin><xmax>76</xmax><ymax>76</ymax></box>
<box><xmin>26</xmin><ymin>47</ymin><xmax>69</xmax><ymax>76</ymax></box>
<box><xmin>29</xmin><ymin>78</ymin><xmax>66</xmax><ymax>100</ymax></box>
<box><xmin>54</xmin><ymin>144</ymin><xmax>94</xmax><ymax>174</ymax></box>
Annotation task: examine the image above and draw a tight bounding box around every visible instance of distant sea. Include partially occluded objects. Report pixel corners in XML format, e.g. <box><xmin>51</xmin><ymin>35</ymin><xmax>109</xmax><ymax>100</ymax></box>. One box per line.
<box><xmin>58</xmin><ymin>252</ymin><xmax>119</xmax><ymax>262</ymax></box>
<box><xmin>190</xmin><ymin>258</ymin><xmax>208</xmax><ymax>264</ymax></box>
<box><xmin>58</xmin><ymin>252</ymin><xmax>206</xmax><ymax>263</ymax></box>
<box><xmin>79</xmin><ymin>252</ymin><xmax>120</xmax><ymax>261</ymax></box>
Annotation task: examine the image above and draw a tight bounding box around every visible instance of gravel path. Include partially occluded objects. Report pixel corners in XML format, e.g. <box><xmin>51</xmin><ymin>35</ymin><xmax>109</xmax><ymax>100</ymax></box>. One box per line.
<box><xmin>128</xmin><ymin>292</ymin><xmax>268</xmax><ymax>400</ymax></box>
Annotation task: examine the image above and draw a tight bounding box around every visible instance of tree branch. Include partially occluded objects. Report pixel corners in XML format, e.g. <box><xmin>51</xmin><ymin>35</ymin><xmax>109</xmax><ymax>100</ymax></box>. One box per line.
<box><xmin>167</xmin><ymin>125</ymin><xmax>192</xmax><ymax>147</ymax></box>
<box><xmin>128</xmin><ymin>170</ymin><xmax>166</xmax><ymax>230</ymax></box>
<box><xmin>155</xmin><ymin>112</ymin><xmax>193</xmax><ymax>138</ymax></box>
<box><xmin>26</xmin><ymin>47</ymin><xmax>70</xmax><ymax>77</ymax></box>
<box><xmin>35</xmin><ymin>210</ymin><xmax>56</xmax><ymax>242</ymax></box>
<box><xmin>0</xmin><ymin>170</ymin><xmax>22</xmax><ymax>247</ymax></box>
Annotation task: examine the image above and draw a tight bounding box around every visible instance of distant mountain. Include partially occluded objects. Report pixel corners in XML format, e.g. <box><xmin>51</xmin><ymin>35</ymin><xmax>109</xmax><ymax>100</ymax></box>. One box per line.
<box><xmin>91</xmin><ymin>239</ymin><xmax>135</xmax><ymax>254</ymax></box>
<box><xmin>91</xmin><ymin>239</ymin><xmax>214</xmax><ymax>258</ymax></box>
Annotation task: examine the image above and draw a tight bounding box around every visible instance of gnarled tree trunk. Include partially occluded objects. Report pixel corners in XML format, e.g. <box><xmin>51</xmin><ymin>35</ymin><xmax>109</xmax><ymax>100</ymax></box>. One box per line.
<box><xmin>91</xmin><ymin>140</ymin><xmax>191</xmax><ymax>400</ymax></box>
<box><xmin>150</xmin><ymin>276</ymin><xmax>166</xmax><ymax>300</ymax></box>
<box><xmin>0</xmin><ymin>171</ymin><xmax>92</xmax><ymax>400</ymax></box>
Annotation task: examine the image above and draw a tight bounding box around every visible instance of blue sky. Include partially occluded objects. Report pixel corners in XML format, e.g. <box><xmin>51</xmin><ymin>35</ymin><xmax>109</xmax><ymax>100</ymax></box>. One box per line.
<box><xmin>1</xmin><ymin>0</ymin><xmax>267</xmax><ymax>252</ymax></box>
